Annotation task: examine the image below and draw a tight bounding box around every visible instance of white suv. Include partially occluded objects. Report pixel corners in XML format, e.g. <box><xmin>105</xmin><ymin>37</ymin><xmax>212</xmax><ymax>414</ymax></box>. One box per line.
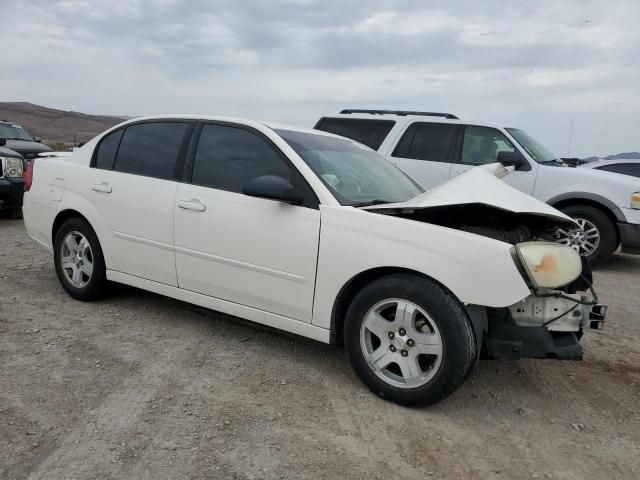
<box><xmin>315</xmin><ymin>110</ymin><xmax>640</xmax><ymax>264</ymax></box>
<box><xmin>23</xmin><ymin>115</ymin><xmax>606</xmax><ymax>406</ymax></box>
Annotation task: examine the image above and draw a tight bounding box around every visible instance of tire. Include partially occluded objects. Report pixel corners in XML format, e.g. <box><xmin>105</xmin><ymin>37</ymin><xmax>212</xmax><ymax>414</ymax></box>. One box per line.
<box><xmin>53</xmin><ymin>217</ymin><xmax>107</xmax><ymax>301</ymax></box>
<box><xmin>558</xmin><ymin>205</ymin><xmax>617</xmax><ymax>266</ymax></box>
<box><xmin>344</xmin><ymin>274</ymin><xmax>476</xmax><ymax>407</ymax></box>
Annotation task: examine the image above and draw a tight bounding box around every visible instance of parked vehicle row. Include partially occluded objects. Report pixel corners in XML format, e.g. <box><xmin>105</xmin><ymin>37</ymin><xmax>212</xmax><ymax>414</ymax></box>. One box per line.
<box><xmin>314</xmin><ymin>110</ymin><xmax>640</xmax><ymax>263</ymax></box>
<box><xmin>22</xmin><ymin>115</ymin><xmax>607</xmax><ymax>406</ymax></box>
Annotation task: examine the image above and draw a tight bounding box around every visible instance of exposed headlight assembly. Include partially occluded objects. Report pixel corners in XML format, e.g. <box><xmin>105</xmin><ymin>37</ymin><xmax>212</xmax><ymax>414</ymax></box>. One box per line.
<box><xmin>1</xmin><ymin>156</ymin><xmax>24</xmax><ymax>178</ymax></box>
<box><xmin>514</xmin><ymin>242</ymin><xmax>582</xmax><ymax>289</ymax></box>
<box><xmin>631</xmin><ymin>192</ymin><xmax>640</xmax><ymax>210</ymax></box>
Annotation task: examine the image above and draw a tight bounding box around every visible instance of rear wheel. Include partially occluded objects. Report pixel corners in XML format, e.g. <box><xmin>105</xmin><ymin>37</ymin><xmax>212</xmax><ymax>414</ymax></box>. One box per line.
<box><xmin>554</xmin><ymin>205</ymin><xmax>617</xmax><ymax>265</ymax></box>
<box><xmin>344</xmin><ymin>274</ymin><xmax>476</xmax><ymax>406</ymax></box>
<box><xmin>53</xmin><ymin>217</ymin><xmax>107</xmax><ymax>300</ymax></box>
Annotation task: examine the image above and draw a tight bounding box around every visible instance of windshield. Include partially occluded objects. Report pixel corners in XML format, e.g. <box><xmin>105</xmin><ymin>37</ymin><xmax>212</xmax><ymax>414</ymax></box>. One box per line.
<box><xmin>506</xmin><ymin>128</ymin><xmax>559</xmax><ymax>164</ymax></box>
<box><xmin>0</xmin><ymin>123</ymin><xmax>33</xmax><ymax>141</ymax></box>
<box><xmin>276</xmin><ymin>129</ymin><xmax>424</xmax><ymax>206</ymax></box>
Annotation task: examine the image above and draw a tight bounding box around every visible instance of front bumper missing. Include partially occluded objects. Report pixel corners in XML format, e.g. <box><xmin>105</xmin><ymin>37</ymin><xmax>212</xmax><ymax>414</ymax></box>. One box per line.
<box><xmin>479</xmin><ymin>291</ymin><xmax>607</xmax><ymax>361</ymax></box>
<box><xmin>619</xmin><ymin>222</ymin><xmax>640</xmax><ymax>255</ymax></box>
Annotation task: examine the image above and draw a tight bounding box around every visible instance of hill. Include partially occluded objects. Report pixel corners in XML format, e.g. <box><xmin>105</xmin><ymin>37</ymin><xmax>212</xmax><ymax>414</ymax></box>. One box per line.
<box><xmin>0</xmin><ymin>102</ymin><xmax>124</xmax><ymax>146</ymax></box>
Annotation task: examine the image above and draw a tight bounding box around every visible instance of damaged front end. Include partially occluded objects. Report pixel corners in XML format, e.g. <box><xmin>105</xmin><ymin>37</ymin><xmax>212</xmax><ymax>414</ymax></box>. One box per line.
<box><xmin>361</xmin><ymin>165</ymin><xmax>607</xmax><ymax>361</ymax></box>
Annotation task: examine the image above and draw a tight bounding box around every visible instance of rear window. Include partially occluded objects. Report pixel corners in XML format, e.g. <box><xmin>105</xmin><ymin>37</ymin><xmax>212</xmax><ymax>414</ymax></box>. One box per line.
<box><xmin>113</xmin><ymin>122</ymin><xmax>188</xmax><ymax>180</ymax></box>
<box><xmin>314</xmin><ymin>118</ymin><xmax>395</xmax><ymax>150</ymax></box>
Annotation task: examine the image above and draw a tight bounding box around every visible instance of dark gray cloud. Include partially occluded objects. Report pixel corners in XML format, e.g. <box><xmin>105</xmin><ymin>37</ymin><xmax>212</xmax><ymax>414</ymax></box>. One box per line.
<box><xmin>2</xmin><ymin>0</ymin><xmax>639</xmax><ymax>156</ymax></box>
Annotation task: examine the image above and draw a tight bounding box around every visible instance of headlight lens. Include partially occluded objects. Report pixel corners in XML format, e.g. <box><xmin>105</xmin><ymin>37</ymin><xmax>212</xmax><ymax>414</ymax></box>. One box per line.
<box><xmin>514</xmin><ymin>242</ymin><xmax>582</xmax><ymax>289</ymax></box>
<box><xmin>1</xmin><ymin>157</ymin><xmax>24</xmax><ymax>178</ymax></box>
<box><xmin>631</xmin><ymin>192</ymin><xmax>640</xmax><ymax>210</ymax></box>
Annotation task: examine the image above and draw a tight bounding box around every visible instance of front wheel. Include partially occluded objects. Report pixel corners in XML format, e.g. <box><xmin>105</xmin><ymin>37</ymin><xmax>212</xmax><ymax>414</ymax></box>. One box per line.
<box><xmin>53</xmin><ymin>217</ymin><xmax>107</xmax><ymax>300</ymax></box>
<box><xmin>554</xmin><ymin>205</ymin><xmax>618</xmax><ymax>266</ymax></box>
<box><xmin>344</xmin><ymin>274</ymin><xmax>476</xmax><ymax>407</ymax></box>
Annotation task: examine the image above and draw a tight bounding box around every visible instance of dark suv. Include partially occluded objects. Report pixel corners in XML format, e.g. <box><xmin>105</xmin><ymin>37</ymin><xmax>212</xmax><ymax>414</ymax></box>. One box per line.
<box><xmin>0</xmin><ymin>139</ymin><xmax>26</xmax><ymax>218</ymax></box>
<box><xmin>0</xmin><ymin>120</ymin><xmax>52</xmax><ymax>160</ymax></box>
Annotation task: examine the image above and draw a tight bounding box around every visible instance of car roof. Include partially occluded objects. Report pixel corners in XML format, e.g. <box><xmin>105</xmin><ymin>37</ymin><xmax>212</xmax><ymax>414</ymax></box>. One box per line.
<box><xmin>317</xmin><ymin>111</ymin><xmax>511</xmax><ymax>130</ymax></box>
<box><xmin>112</xmin><ymin>114</ymin><xmax>341</xmax><ymax>138</ymax></box>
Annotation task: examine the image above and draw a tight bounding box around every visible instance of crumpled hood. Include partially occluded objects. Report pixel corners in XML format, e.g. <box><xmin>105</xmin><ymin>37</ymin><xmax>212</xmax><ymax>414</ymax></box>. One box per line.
<box><xmin>362</xmin><ymin>163</ymin><xmax>576</xmax><ymax>226</ymax></box>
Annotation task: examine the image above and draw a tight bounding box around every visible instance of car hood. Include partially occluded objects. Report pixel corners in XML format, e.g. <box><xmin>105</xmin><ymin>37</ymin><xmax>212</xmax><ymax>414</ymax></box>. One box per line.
<box><xmin>0</xmin><ymin>146</ymin><xmax>23</xmax><ymax>158</ymax></box>
<box><xmin>362</xmin><ymin>163</ymin><xmax>576</xmax><ymax>226</ymax></box>
<box><xmin>4</xmin><ymin>139</ymin><xmax>52</xmax><ymax>153</ymax></box>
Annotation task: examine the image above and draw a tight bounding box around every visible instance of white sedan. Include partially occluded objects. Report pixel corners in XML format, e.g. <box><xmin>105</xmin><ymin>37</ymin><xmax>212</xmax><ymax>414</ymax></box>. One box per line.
<box><xmin>22</xmin><ymin>115</ymin><xmax>606</xmax><ymax>406</ymax></box>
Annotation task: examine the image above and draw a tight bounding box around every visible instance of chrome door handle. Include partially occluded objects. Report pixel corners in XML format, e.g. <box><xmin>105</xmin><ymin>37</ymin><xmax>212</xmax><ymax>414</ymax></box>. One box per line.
<box><xmin>92</xmin><ymin>182</ymin><xmax>112</xmax><ymax>193</ymax></box>
<box><xmin>177</xmin><ymin>199</ymin><xmax>206</xmax><ymax>212</ymax></box>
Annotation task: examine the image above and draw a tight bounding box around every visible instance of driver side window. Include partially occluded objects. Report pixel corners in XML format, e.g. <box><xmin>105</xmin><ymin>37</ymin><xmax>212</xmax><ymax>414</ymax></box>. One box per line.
<box><xmin>461</xmin><ymin>126</ymin><xmax>515</xmax><ymax>166</ymax></box>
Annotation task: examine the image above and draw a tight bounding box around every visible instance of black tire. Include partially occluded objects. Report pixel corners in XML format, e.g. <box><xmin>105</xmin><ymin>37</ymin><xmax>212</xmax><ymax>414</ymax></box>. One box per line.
<box><xmin>344</xmin><ymin>274</ymin><xmax>476</xmax><ymax>407</ymax></box>
<box><xmin>53</xmin><ymin>217</ymin><xmax>107</xmax><ymax>301</ymax></box>
<box><xmin>560</xmin><ymin>205</ymin><xmax>617</xmax><ymax>266</ymax></box>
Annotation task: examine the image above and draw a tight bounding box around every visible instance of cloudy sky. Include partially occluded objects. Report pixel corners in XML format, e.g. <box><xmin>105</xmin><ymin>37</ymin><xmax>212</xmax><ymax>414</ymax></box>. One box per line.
<box><xmin>3</xmin><ymin>0</ymin><xmax>639</xmax><ymax>157</ymax></box>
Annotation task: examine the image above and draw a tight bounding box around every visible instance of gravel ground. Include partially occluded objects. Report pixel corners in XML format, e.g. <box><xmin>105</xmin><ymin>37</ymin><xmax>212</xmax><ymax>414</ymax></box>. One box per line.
<box><xmin>1</xmin><ymin>218</ymin><xmax>639</xmax><ymax>480</ymax></box>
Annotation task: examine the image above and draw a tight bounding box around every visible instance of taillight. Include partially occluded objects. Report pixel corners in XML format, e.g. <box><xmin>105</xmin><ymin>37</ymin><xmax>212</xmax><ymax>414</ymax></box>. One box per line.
<box><xmin>24</xmin><ymin>159</ymin><xmax>35</xmax><ymax>192</ymax></box>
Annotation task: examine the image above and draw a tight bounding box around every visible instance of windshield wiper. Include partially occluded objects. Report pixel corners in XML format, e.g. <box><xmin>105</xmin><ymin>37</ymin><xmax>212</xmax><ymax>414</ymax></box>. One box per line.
<box><xmin>540</xmin><ymin>158</ymin><xmax>566</xmax><ymax>166</ymax></box>
<box><xmin>352</xmin><ymin>199</ymin><xmax>392</xmax><ymax>208</ymax></box>
<box><xmin>2</xmin><ymin>137</ymin><xmax>30</xmax><ymax>141</ymax></box>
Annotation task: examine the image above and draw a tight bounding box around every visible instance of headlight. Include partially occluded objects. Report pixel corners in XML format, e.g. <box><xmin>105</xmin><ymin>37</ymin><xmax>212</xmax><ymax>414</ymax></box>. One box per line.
<box><xmin>632</xmin><ymin>192</ymin><xmax>640</xmax><ymax>210</ymax></box>
<box><xmin>514</xmin><ymin>242</ymin><xmax>582</xmax><ymax>289</ymax></box>
<box><xmin>1</xmin><ymin>157</ymin><xmax>24</xmax><ymax>178</ymax></box>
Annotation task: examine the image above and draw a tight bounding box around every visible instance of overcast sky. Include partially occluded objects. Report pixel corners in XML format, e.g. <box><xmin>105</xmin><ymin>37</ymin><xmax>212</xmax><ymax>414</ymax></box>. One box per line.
<box><xmin>3</xmin><ymin>0</ymin><xmax>639</xmax><ymax>157</ymax></box>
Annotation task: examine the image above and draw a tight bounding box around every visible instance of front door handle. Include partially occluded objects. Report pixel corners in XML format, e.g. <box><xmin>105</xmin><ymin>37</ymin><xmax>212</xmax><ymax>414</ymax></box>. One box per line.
<box><xmin>92</xmin><ymin>182</ymin><xmax>112</xmax><ymax>193</ymax></box>
<box><xmin>177</xmin><ymin>199</ymin><xmax>206</xmax><ymax>212</ymax></box>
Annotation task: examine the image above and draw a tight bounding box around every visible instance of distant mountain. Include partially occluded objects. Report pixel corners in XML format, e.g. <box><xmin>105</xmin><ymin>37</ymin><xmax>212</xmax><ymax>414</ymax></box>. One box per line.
<box><xmin>603</xmin><ymin>152</ymin><xmax>640</xmax><ymax>160</ymax></box>
<box><xmin>582</xmin><ymin>152</ymin><xmax>640</xmax><ymax>162</ymax></box>
<box><xmin>0</xmin><ymin>102</ymin><xmax>125</xmax><ymax>146</ymax></box>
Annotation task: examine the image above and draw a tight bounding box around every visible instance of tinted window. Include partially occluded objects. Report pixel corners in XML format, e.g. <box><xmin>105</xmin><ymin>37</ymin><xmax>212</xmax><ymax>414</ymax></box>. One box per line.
<box><xmin>95</xmin><ymin>129</ymin><xmax>123</xmax><ymax>170</ymax></box>
<box><xmin>314</xmin><ymin>118</ymin><xmax>395</xmax><ymax>150</ymax></box>
<box><xmin>391</xmin><ymin>123</ymin><xmax>458</xmax><ymax>162</ymax></box>
<box><xmin>461</xmin><ymin>126</ymin><xmax>515</xmax><ymax>166</ymax></box>
<box><xmin>596</xmin><ymin>163</ymin><xmax>640</xmax><ymax>178</ymax></box>
<box><xmin>114</xmin><ymin>122</ymin><xmax>188</xmax><ymax>180</ymax></box>
<box><xmin>192</xmin><ymin>124</ymin><xmax>309</xmax><ymax>198</ymax></box>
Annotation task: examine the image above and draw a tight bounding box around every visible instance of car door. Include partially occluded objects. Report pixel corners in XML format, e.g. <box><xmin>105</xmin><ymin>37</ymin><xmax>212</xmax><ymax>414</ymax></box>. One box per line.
<box><xmin>388</xmin><ymin>122</ymin><xmax>460</xmax><ymax>189</ymax></box>
<box><xmin>174</xmin><ymin>122</ymin><xmax>321</xmax><ymax>322</ymax></box>
<box><xmin>86</xmin><ymin>121</ymin><xmax>192</xmax><ymax>286</ymax></box>
<box><xmin>449</xmin><ymin>125</ymin><xmax>537</xmax><ymax>194</ymax></box>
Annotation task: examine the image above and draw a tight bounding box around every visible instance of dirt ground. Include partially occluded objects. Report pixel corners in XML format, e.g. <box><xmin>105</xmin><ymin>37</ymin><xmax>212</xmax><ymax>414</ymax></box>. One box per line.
<box><xmin>1</xmin><ymin>219</ymin><xmax>639</xmax><ymax>480</ymax></box>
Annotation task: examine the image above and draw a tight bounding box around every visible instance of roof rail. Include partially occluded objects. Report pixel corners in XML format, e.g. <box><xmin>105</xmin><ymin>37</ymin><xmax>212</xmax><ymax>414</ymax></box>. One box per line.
<box><xmin>339</xmin><ymin>109</ymin><xmax>459</xmax><ymax>120</ymax></box>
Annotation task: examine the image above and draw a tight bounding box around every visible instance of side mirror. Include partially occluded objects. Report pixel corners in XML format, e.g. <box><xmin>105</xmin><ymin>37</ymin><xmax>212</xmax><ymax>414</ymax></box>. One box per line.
<box><xmin>0</xmin><ymin>138</ymin><xmax>5</xmax><ymax>147</ymax></box>
<box><xmin>497</xmin><ymin>151</ymin><xmax>529</xmax><ymax>171</ymax></box>
<box><xmin>243</xmin><ymin>175</ymin><xmax>304</xmax><ymax>205</ymax></box>
<box><xmin>34</xmin><ymin>136</ymin><xmax>42</xmax><ymax>143</ymax></box>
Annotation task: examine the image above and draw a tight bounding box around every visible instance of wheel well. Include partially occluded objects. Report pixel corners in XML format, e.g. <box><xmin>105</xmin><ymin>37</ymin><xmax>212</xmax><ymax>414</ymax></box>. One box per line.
<box><xmin>330</xmin><ymin>267</ymin><xmax>456</xmax><ymax>345</ymax></box>
<box><xmin>52</xmin><ymin>209</ymin><xmax>91</xmax><ymax>241</ymax></box>
<box><xmin>550</xmin><ymin>198</ymin><xmax>620</xmax><ymax>245</ymax></box>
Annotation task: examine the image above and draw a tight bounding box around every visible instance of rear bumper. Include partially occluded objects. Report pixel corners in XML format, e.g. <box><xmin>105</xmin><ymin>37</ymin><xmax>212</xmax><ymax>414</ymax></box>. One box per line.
<box><xmin>618</xmin><ymin>222</ymin><xmax>640</xmax><ymax>254</ymax></box>
<box><xmin>0</xmin><ymin>177</ymin><xmax>25</xmax><ymax>209</ymax></box>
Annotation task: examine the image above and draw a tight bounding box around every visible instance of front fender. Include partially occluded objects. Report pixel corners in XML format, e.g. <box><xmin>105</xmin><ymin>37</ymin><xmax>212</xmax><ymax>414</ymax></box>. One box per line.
<box><xmin>311</xmin><ymin>206</ymin><xmax>531</xmax><ymax>330</ymax></box>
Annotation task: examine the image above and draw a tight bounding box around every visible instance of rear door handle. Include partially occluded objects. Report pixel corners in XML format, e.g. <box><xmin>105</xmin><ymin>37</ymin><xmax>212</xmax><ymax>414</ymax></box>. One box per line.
<box><xmin>92</xmin><ymin>182</ymin><xmax>112</xmax><ymax>193</ymax></box>
<box><xmin>177</xmin><ymin>199</ymin><xmax>206</xmax><ymax>212</ymax></box>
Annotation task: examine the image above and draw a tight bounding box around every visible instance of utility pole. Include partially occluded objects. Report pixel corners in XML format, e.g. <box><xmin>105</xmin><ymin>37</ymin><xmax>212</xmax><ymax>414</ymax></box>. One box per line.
<box><xmin>567</xmin><ymin>117</ymin><xmax>575</xmax><ymax>157</ymax></box>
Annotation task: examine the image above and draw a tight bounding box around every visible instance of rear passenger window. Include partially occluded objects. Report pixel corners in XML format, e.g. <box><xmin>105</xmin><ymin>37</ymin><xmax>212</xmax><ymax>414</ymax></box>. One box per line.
<box><xmin>314</xmin><ymin>118</ymin><xmax>395</xmax><ymax>150</ymax></box>
<box><xmin>392</xmin><ymin>123</ymin><xmax>458</xmax><ymax>162</ymax></box>
<box><xmin>192</xmin><ymin>124</ymin><xmax>293</xmax><ymax>194</ymax></box>
<box><xmin>113</xmin><ymin>122</ymin><xmax>188</xmax><ymax>180</ymax></box>
<box><xmin>95</xmin><ymin>129</ymin><xmax>123</xmax><ymax>170</ymax></box>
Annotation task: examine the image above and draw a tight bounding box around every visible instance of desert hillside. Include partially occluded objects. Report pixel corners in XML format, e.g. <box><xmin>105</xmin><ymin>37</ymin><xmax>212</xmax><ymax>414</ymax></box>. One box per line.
<box><xmin>0</xmin><ymin>102</ymin><xmax>124</xmax><ymax>147</ymax></box>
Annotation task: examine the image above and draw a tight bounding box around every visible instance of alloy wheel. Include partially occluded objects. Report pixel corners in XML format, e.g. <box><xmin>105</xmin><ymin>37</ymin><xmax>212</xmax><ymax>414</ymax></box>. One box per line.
<box><xmin>360</xmin><ymin>298</ymin><xmax>443</xmax><ymax>389</ymax></box>
<box><xmin>60</xmin><ymin>231</ymin><xmax>94</xmax><ymax>288</ymax></box>
<box><xmin>553</xmin><ymin>217</ymin><xmax>601</xmax><ymax>257</ymax></box>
